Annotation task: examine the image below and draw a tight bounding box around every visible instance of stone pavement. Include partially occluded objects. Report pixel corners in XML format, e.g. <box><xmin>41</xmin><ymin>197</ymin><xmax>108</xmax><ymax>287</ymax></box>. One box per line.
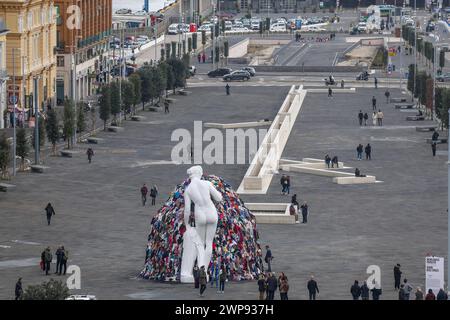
<box><xmin>0</xmin><ymin>82</ymin><xmax>447</xmax><ymax>300</ymax></box>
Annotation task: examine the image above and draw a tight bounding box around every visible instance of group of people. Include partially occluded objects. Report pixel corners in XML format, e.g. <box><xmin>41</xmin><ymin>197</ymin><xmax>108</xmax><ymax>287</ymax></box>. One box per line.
<box><xmin>193</xmin><ymin>263</ymin><xmax>228</xmax><ymax>297</ymax></box>
<box><xmin>324</xmin><ymin>155</ymin><xmax>339</xmax><ymax>168</ymax></box>
<box><xmin>40</xmin><ymin>245</ymin><xmax>69</xmax><ymax>276</ymax></box>
<box><xmin>350</xmin><ymin>280</ymin><xmax>382</xmax><ymax>300</ymax></box>
<box><xmin>197</xmin><ymin>52</ymin><xmax>207</xmax><ymax>64</ymax></box>
<box><xmin>356</xmin><ymin>143</ymin><xmax>372</xmax><ymax>161</ymax></box>
<box><xmin>257</xmin><ymin>272</ymin><xmax>289</xmax><ymax>300</ymax></box>
<box><xmin>358</xmin><ymin>108</ymin><xmax>384</xmax><ymax>128</ymax></box>
<box><xmin>140</xmin><ymin>184</ymin><xmax>158</xmax><ymax>206</ymax></box>
<box><xmin>290</xmin><ymin>194</ymin><xmax>309</xmax><ymax>224</ymax></box>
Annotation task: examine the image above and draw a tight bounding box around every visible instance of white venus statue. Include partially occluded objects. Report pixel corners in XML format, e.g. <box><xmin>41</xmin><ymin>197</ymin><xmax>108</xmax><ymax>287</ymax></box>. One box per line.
<box><xmin>180</xmin><ymin>166</ymin><xmax>223</xmax><ymax>283</ymax></box>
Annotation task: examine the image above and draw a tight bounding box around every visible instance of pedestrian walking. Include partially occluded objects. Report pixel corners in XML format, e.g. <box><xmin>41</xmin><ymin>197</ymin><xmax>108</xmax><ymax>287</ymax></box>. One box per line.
<box><xmin>59</xmin><ymin>246</ymin><xmax>68</xmax><ymax>275</ymax></box>
<box><xmin>371</xmin><ymin>282</ymin><xmax>382</xmax><ymax>300</ymax></box>
<box><xmin>150</xmin><ymin>185</ymin><xmax>158</xmax><ymax>206</ymax></box>
<box><xmin>280</xmin><ymin>175</ymin><xmax>287</xmax><ymax>195</ymax></box>
<box><xmin>43</xmin><ymin>247</ymin><xmax>52</xmax><ymax>276</ymax></box>
<box><xmin>402</xmin><ymin>279</ymin><xmax>413</xmax><ymax>300</ymax></box>
<box><xmin>258</xmin><ymin>274</ymin><xmax>266</xmax><ymax>300</ymax></box>
<box><xmin>141</xmin><ymin>184</ymin><xmax>148</xmax><ymax>206</ymax></box>
<box><xmin>363</xmin><ymin>112</ymin><xmax>369</xmax><ymax>126</ymax></box>
<box><xmin>218</xmin><ymin>266</ymin><xmax>226</xmax><ymax>293</ymax></box>
<box><xmin>350</xmin><ymin>280</ymin><xmax>361</xmax><ymax>300</ymax></box>
<box><xmin>361</xmin><ymin>281</ymin><xmax>370</xmax><ymax>300</ymax></box>
<box><xmin>225</xmin><ymin>84</ymin><xmax>230</xmax><ymax>95</ymax></box>
<box><xmin>164</xmin><ymin>100</ymin><xmax>170</xmax><ymax>114</ymax></box>
<box><xmin>264</xmin><ymin>245</ymin><xmax>273</xmax><ymax>272</ymax></box>
<box><xmin>374</xmin><ymin>77</ymin><xmax>378</xmax><ymax>89</ymax></box>
<box><xmin>372</xmin><ymin>111</ymin><xmax>377</xmax><ymax>126</ymax></box>
<box><xmin>285</xmin><ymin>176</ymin><xmax>291</xmax><ymax>194</ymax></box>
<box><xmin>394</xmin><ymin>264</ymin><xmax>402</xmax><ymax>290</ymax></box>
<box><xmin>341</xmin><ymin>79</ymin><xmax>344</xmax><ymax>88</ymax></box>
<box><xmin>209</xmin><ymin>261</ymin><xmax>219</xmax><ymax>289</ymax></box>
<box><xmin>425</xmin><ymin>289</ymin><xmax>436</xmax><ymax>300</ymax></box>
<box><xmin>45</xmin><ymin>203</ymin><xmax>56</xmax><ymax>226</ymax></box>
<box><xmin>55</xmin><ymin>246</ymin><xmax>63</xmax><ymax>274</ymax></box>
<box><xmin>377</xmin><ymin>110</ymin><xmax>384</xmax><ymax>126</ymax></box>
<box><xmin>279</xmin><ymin>277</ymin><xmax>289</xmax><ymax>300</ymax></box>
<box><xmin>358</xmin><ymin>110</ymin><xmax>364</xmax><ymax>126</ymax></box>
<box><xmin>202</xmin><ymin>52</ymin><xmax>206</xmax><ymax>63</ymax></box>
<box><xmin>357</xmin><ymin>144</ymin><xmax>363</xmax><ymax>160</ymax></box>
<box><xmin>300</xmin><ymin>202</ymin><xmax>308</xmax><ymax>223</ymax></box>
<box><xmin>328</xmin><ymin>87</ymin><xmax>333</xmax><ymax>97</ymax></box>
<box><xmin>415</xmin><ymin>287</ymin><xmax>424</xmax><ymax>300</ymax></box>
<box><xmin>197</xmin><ymin>53</ymin><xmax>201</xmax><ymax>63</ymax></box>
<box><xmin>324</xmin><ymin>154</ymin><xmax>331</xmax><ymax>168</ymax></box>
<box><xmin>432</xmin><ymin>142</ymin><xmax>437</xmax><ymax>157</ymax></box>
<box><xmin>436</xmin><ymin>288</ymin><xmax>448</xmax><ymax>300</ymax></box>
<box><xmin>193</xmin><ymin>266</ymin><xmax>200</xmax><ymax>289</ymax></box>
<box><xmin>385</xmin><ymin>90</ymin><xmax>390</xmax><ymax>103</ymax></box>
<box><xmin>372</xmin><ymin>96</ymin><xmax>377</xmax><ymax>111</ymax></box>
<box><xmin>365</xmin><ymin>144</ymin><xmax>372</xmax><ymax>160</ymax></box>
<box><xmin>331</xmin><ymin>156</ymin><xmax>339</xmax><ymax>168</ymax></box>
<box><xmin>432</xmin><ymin>131</ymin><xmax>440</xmax><ymax>142</ymax></box>
<box><xmin>307</xmin><ymin>275</ymin><xmax>319</xmax><ymax>300</ymax></box>
<box><xmin>291</xmin><ymin>194</ymin><xmax>299</xmax><ymax>208</ymax></box>
<box><xmin>86</xmin><ymin>148</ymin><xmax>94</xmax><ymax>164</ymax></box>
<box><xmin>199</xmin><ymin>266</ymin><xmax>207</xmax><ymax>297</ymax></box>
<box><xmin>15</xmin><ymin>278</ymin><xmax>23</xmax><ymax>300</ymax></box>
<box><xmin>266</xmin><ymin>273</ymin><xmax>278</xmax><ymax>300</ymax></box>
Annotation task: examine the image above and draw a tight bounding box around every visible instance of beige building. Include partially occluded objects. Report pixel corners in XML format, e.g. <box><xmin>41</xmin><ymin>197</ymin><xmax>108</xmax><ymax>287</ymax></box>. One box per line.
<box><xmin>0</xmin><ymin>21</ymin><xmax>8</xmax><ymax>129</ymax></box>
<box><xmin>0</xmin><ymin>0</ymin><xmax>57</xmax><ymax>123</ymax></box>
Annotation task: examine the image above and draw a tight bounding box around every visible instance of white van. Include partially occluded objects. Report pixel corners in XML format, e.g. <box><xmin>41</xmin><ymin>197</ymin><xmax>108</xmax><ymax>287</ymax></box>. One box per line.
<box><xmin>251</xmin><ymin>20</ymin><xmax>260</xmax><ymax>30</ymax></box>
<box><xmin>225</xmin><ymin>20</ymin><xmax>233</xmax><ymax>30</ymax></box>
<box><xmin>357</xmin><ymin>22</ymin><xmax>367</xmax><ymax>32</ymax></box>
<box><xmin>270</xmin><ymin>22</ymin><xmax>287</xmax><ymax>32</ymax></box>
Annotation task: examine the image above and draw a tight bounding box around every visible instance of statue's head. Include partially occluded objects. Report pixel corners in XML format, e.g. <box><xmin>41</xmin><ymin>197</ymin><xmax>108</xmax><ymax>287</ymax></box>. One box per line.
<box><xmin>187</xmin><ymin>166</ymin><xmax>203</xmax><ymax>179</ymax></box>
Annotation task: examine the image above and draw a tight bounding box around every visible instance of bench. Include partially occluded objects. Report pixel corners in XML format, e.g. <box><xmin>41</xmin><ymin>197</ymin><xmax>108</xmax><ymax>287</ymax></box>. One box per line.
<box><xmin>60</xmin><ymin>150</ymin><xmax>79</xmax><ymax>158</ymax></box>
<box><xmin>131</xmin><ymin>115</ymin><xmax>145</xmax><ymax>121</ymax></box>
<box><xmin>0</xmin><ymin>183</ymin><xmax>16</xmax><ymax>192</ymax></box>
<box><xmin>332</xmin><ymin>176</ymin><xmax>377</xmax><ymax>185</ymax></box>
<box><xmin>86</xmin><ymin>137</ymin><xmax>104</xmax><ymax>144</ymax></box>
<box><xmin>107</xmin><ymin>126</ymin><xmax>124</xmax><ymax>133</ymax></box>
<box><xmin>406</xmin><ymin>116</ymin><xmax>425</xmax><ymax>121</ymax></box>
<box><xmin>30</xmin><ymin>165</ymin><xmax>49</xmax><ymax>173</ymax></box>
<box><xmin>416</xmin><ymin>126</ymin><xmax>437</xmax><ymax>132</ymax></box>
<box><xmin>178</xmin><ymin>90</ymin><xmax>192</xmax><ymax>96</ymax></box>
<box><xmin>426</xmin><ymin>138</ymin><xmax>448</xmax><ymax>144</ymax></box>
<box><xmin>390</xmin><ymin>97</ymin><xmax>408</xmax><ymax>103</ymax></box>
<box><xmin>395</xmin><ymin>103</ymin><xmax>415</xmax><ymax>109</ymax></box>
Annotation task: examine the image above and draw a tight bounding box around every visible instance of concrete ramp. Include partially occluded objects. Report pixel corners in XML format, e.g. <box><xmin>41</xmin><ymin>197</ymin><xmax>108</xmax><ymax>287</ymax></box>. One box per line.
<box><xmin>246</xmin><ymin>203</ymin><xmax>296</xmax><ymax>224</ymax></box>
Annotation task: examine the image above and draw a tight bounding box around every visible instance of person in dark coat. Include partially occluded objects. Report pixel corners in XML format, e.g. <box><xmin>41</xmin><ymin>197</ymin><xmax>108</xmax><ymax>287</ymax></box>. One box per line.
<box><xmin>436</xmin><ymin>288</ymin><xmax>448</xmax><ymax>300</ymax></box>
<box><xmin>86</xmin><ymin>148</ymin><xmax>94</xmax><ymax>163</ymax></box>
<box><xmin>385</xmin><ymin>90</ymin><xmax>390</xmax><ymax>103</ymax></box>
<box><xmin>324</xmin><ymin>154</ymin><xmax>331</xmax><ymax>168</ymax></box>
<box><xmin>199</xmin><ymin>266</ymin><xmax>207</xmax><ymax>297</ymax></box>
<box><xmin>374</xmin><ymin>77</ymin><xmax>378</xmax><ymax>89</ymax></box>
<box><xmin>365</xmin><ymin>144</ymin><xmax>372</xmax><ymax>160</ymax></box>
<box><xmin>357</xmin><ymin>144</ymin><xmax>363</xmax><ymax>160</ymax></box>
<box><xmin>300</xmin><ymin>202</ymin><xmax>308</xmax><ymax>223</ymax></box>
<box><xmin>226</xmin><ymin>84</ymin><xmax>230</xmax><ymax>95</ymax></box>
<box><xmin>55</xmin><ymin>246</ymin><xmax>63</xmax><ymax>275</ymax></box>
<box><xmin>331</xmin><ymin>156</ymin><xmax>339</xmax><ymax>168</ymax></box>
<box><xmin>415</xmin><ymin>287</ymin><xmax>424</xmax><ymax>300</ymax></box>
<box><xmin>358</xmin><ymin>111</ymin><xmax>364</xmax><ymax>126</ymax></box>
<box><xmin>197</xmin><ymin>53</ymin><xmax>201</xmax><ymax>63</ymax></box>
<box><xmin>264</xmin><ymin>246</ymin><xmax>273</xmax><ymax>272</ymax></box>
<box><xmin>291</xmin><ymin>194</ymin><xmax>299</xmax><ymax>208</ymax></box>
<box><xmin>193</xmin><ymin>266</ymin><xmax>200</xmax><ymax>289</ymax></box>
<box><xmin>150</xmin><ymin>185</ymin><xmax>158</xmax><ymax>206</ymax></box>
<box><xmin>307</xmin><ymin>275</ymin><xmax>319</xmax><ymax>300</ymax></box>
<box><xmin>371</xmin><ymin>282</ymin><xmax>382</xmax><ymax>300</ymax></box>
<box><xmin>266</xmin><ymin>273</ymin><xmax>278</xmax><ymax>300</ymax></box>
<box><xmin>15</xmin><ymin>278</ymin><xmax>23</xmax><ymax>300</ymax></box>
<box><xmin>140</xmin><ymin>184</ymin><xmax>148</xmax><ymax>206</ymax></box>
<box><xmin>328</xmin><ymin>87</ymin><xmax>333</xmax><ymax>97</ymax></box>
<box><xmin>59</xmin><ymin>246</ymin><xmax>68</xmax><ymax>275</ymax></box>
<box><xmin>360</xmin><ymin>281</ymin><xmax>370</xmax><ymax>300</ymax></box>
<box><xmin>350</xmin><ymin>280</ymin><xmax>361</xmax><ymax>300</ymax></box>
<box><xmin>257</xmin><ymin>274</ymin><xmax>266</xmax><ymax>300</ymax></box>
<box><xmin>432</xmin><ymin>131</ymin><xmax>440</xmax><ymax>142</ymax></box>
<box><xmin>280</xmin><ymin>175</ymin><xmax>287</xmax><ymax>195</ymax></box>
<box><xmin>372</xmin><ymin>96</ymin><xmax>377</xmax><ymax>110</ymax></box>
<box><xmin>164</xmin><ymin>100</ymin><xmax>170</xmax><ymax>114</ymax></box>
<box><xmin>425</xmin><ymin>289</ymin><xmax>436</xmax><ymax>300</ymax></box>
<box><xmin>44</xmin><ymin>247</ymin><xmax>52</xmax><ymax>276</ymax></box>
<box><xmin>398</xmin><ymin>284</ymin><xmax>406</xmax><ymax>300</ymax></box>
<box><xmin>432</xmin><ymin>142</ymin><xmax>437</xmax><ymax>157</ymax></box>
<box><xmin>45</xmin><ymin>203</ymin><xmax>56</xmax><ymax>226</ymax></box>
<box><xmin>394</xmin><ymin>264</ymin><xmax>402</xmax><ymax>290</ymax></box>
<box><xmin>363</xmin><ymin>112</ymin><xmax>369</xmax><ymax>126</ymax></box>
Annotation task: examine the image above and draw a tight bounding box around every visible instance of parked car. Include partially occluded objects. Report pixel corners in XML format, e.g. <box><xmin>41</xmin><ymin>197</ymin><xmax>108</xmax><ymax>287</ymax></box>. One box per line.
<box><xmin>225</xmin><ymin>20</ymin><xmax>233</xmax><ymax>30</ymax></box>
<box><xmin>270</xmin><ymin>22</ymin><xmax>287</xmax><ymax>32</ymax></box>
<box><xmin>436</xmin><ymin>73</ymin><xmax>450</xmax><ymax>82</ymax></box>
<box><xmin>168</xmin><ymin>24</ymin><xmax>179</xmax><ymax>34</ymax></box>
<box><xmin>231</xmin><ymin>26</ymin><xmax>250</xmax><ymax>32</ymax></box>
<box><xmin>241</xmin><ymin>67</ymin><xmax>256</xmax><ymax>76</ymax></box>
<box><xmin>115</xmin><ymin>8</ymin><xmax>132</xmax><ymax>15</ymax></box>
<box><xmin>207</xmin><ymin>68</ymin><xmax>232</xmax><ymax>78</ymax></box>
<box><xmin>223</xmin><ymin>70</ymin><xmax>251</xmax><ymax>81</ymax></box>
<box><xmin>251</xmin><ymin>20</ymin><xmax>260</xmax><ymax>30</ymax></box>
<box><xmin>198</xmin><ymin>24</ymin><xmax>212</xmax><ymax>31</ymax></box>
<box><xmin>134</xmin><ymin>10</ymin><xmax>148</xmax><ymax>16</ymax></box>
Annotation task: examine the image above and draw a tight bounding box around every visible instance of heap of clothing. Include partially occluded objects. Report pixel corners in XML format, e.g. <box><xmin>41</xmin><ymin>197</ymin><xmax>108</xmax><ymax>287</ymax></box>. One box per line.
<box><xmin>140</xmin><ymin>175</ymin><xmax>264</xmax><ymax>282</ymax></box>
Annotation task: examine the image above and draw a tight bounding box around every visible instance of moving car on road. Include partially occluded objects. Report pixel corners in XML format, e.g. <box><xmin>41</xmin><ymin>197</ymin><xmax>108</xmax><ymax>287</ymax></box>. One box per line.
<box><xmin>240</xmin><ymin>67</ymin><xmax>256</xmax><ymax>76</ymax></box>
<box><xmin>207</xmin><ymin>68</ymin><xmax>232</xmax><ymax>78</ymax></box>
<box><xmin>223</xmin><ymin>70</ymin><xmax>251</xmax><ymax>81</ymax></box>
<box><xmin>436</xmin><ymin>73</ymin><xmax>450</xmax><ymax>82</ymax></box>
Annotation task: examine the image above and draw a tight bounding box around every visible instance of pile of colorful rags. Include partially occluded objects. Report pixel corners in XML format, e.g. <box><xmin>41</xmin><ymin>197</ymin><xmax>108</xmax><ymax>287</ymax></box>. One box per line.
<box><xmin>140</xmin><ymin>175</ymin><xmax>264</xmax><ymax>282</ymax></box>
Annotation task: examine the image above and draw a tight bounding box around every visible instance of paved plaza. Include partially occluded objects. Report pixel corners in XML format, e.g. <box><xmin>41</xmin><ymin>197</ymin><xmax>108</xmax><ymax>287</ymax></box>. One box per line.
<box><xmin>0</xmin><ymin>77</ymin><xmax>447</xmax><ymax>300</ymax></box>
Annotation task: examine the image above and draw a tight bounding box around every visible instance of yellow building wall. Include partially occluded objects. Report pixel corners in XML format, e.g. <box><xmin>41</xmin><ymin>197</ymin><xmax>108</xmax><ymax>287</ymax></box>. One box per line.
<box><xmin>0</xmin><ymin>0</ymin><xmax>57</xmax><ymax>111</ymax></box>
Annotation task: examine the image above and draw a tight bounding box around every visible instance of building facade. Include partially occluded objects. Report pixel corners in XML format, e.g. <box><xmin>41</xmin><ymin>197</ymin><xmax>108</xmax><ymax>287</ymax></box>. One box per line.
<box><xmin>55</xmin><ymin>0</ymin><xmax>112</xmax><ymax>105</ymax></box>
<box><xmin>0</xmin><ymin>0</ymin><xmax>57</xmax><ymax>124</ymax></box>
<box><xmin>0</xmin><ymin>20</ymin><xmax>8</xmax><ymax>129</ymax></box>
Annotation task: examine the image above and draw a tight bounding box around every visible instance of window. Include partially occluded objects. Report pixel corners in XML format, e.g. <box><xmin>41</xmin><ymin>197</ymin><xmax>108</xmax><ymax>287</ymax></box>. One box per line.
<box><xmin>27</xmin><ymin>11</ymin><xmax>33</xmax><ymax>29</ymax></box>
<box><xmin>18</xmin><ymin>15</ymin><xmax>24</xmax><ymax>32</ymax></box>
<box><xmin>55</xmin><ymin>5</ymin><xmax>60</xmax><ymax>25</ymax></box>
<box><xmin>41</xmin><ymin>7</ymin><xmax>46</xmax><ymax>25</ymax></box>
<box><xmin>43</xmin><ymin>31</ymin><xmax>48</xmax><ymax>59</ymax></box>
<box><xmin>57</xmin><ymin>56</ymin><xmax>65</xmax><ymax>67</ymax></box>
<box><xmin>49</xmin><ymin>4</ymin><xmax>54</xmax><ymax>24</ymax></box>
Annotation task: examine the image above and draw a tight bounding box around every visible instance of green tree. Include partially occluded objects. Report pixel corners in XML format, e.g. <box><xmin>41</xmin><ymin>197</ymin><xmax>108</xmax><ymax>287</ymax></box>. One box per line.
<box><xmin>76</xmin><ymin>103</ymin><xmax>86</xmax><ymax>138</ymax></box>
<box><xmin>171</xmin><ymin>42</ymin><xmax>177</xmax><ymax>59</ymax></box>
<box><xmin>156</xmin><ymin>62</ymin><xmax>168</xmax><ymax>99</ymax></box>
<box><xmin>46</xmin><ymin>109</ymin><xmax>59</xmax><ymax>155</ymax></box>
<box><xmin>160</xmin><ymin>48</ymin><xmax>165</xmax><ymax>61</ymax></box>
<box><xmin>201</xmin><ymin>30</ymin><xmax>206</xmax><ymax>50</ymax></box>
<box><xmin>166</xmin><ymin>64</ymin><xmax>175</xmax><ymax>93</ymax></box>
<box><xmin>121</xmin><ymin>80</ymin><xmax>135</xmax><ymax>120</ymax></box>
<box><xmin>63</xmin><ymin>99</ymin><xmax>75</xmax><ymax>149</ymax></box>
<box><xmin>16</xmin><ymin>128</ymin><xmax>29</xmax><ymax>170</ymax></box>
<box><xmin>23</xmin><ymin>279</ymin><xmax>70</xmax><ymax>300</ymax></box>
<box><xmin>110</xmin><ymin>81</ymin><xmax>121</xmax><ymax>124</ymax></box>
<box><xmin>215</xmin><ymin>46</ymin><xmax>220</xmax><ymax>64</ymax></box>
<box><xmin>138</xmin><ymin>66</ymin><xmax>153</xmax><ymax>109</ymax></box>
<box><xmin>165</xmin><ymin>43</ymin><xmax>171</xmax><ymax>60</ymax></box>
<box><xmin>0</xmin><ymin>133</ymin><xmax>10</xmax><ymax>179</ymax></box>
<box><xmin>167</xmin><ymin>58</ymin><xmax>187</xmax><ymax>91</ymax></box>
<box><xmin>99</xmin><ymin>85</ymin><xmax>111</xmax><ymax>131</ymax></box>
<box><xmin>407</xmin><ymin>64</ymin><xmax>415</xmax><ymax>93</ymax></box>
<box><xmin>32</xmin><ymin>116</ymin><xmax>46</xmax><ymax>154</ymax></box>
<box><xmin>128</xmin><ymin>73</ymin><xmax>142</xmax><ymax>115</ymax></box>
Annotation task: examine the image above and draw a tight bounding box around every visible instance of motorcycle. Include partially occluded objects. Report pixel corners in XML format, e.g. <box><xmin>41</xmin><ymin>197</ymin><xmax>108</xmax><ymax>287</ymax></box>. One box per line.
<box><xmin>356</xmin><ymin>71</ymin><xmax>369</xmax><ymax>81</ymax></box>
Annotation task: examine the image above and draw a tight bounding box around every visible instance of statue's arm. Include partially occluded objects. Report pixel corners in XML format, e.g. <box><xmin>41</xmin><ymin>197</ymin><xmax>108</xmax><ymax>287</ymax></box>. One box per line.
<box><xmin>184</xmin><ymin>191</ymin><xmax>191</xmax><ymax>227</ymax></box>
<box><xmin>209</xmin><ymin>183</ymin><xmax>223</xmax><ymax>202</ymax></box>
